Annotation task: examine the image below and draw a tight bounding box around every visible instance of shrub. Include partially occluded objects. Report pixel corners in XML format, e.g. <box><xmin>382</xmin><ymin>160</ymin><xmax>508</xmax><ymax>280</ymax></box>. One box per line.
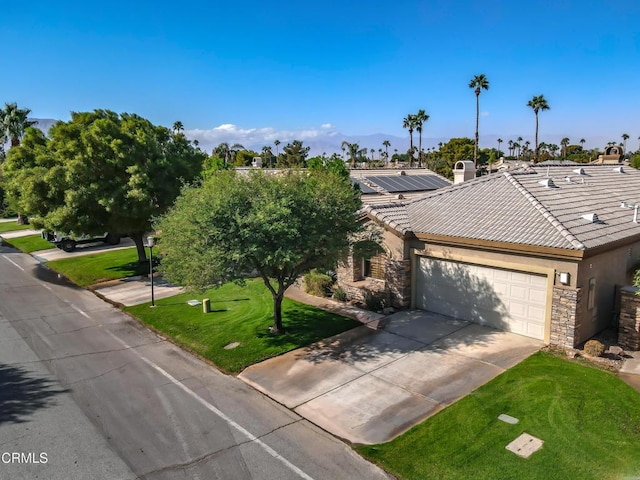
<box><xmin>583</xmin><ymin>339</ymin><xmax>605</xmax><ymax>357</ymax></box>
<box><xmin>303</xmin><ymin>269</ymin><xmax>333</xmax><ymax>297</ymax></box>
<box><xmin>332</xmin><ymin>286</ymin><xmax>347</xmax><ymax>302</ymax></box>
<box><xmin>363</xmin><ymin>290</ymin><xmax>386</xmax><ymax>312</ymax></box>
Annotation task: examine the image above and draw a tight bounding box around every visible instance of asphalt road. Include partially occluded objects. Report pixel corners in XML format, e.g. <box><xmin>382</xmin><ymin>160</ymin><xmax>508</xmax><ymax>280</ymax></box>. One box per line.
<box><xmin>0</xmin><ymin>245</ymin><xmax>391</xmax><ymax>480</ymax></box>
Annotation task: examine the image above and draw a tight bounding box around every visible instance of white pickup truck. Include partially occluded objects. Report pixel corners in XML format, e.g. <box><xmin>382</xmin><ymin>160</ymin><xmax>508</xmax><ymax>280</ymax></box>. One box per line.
<box><xmin>41</xmin><ymin>231</ymin><xmax>122</xmax><ymax>252</ymax></box>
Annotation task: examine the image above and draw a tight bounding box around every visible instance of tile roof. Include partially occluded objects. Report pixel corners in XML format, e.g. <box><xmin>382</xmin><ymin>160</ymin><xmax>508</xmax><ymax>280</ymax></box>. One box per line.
<box><xmin>364</xmin><ymin>165</ymin><xmax>640</xmax><ymax>251</ymax></box>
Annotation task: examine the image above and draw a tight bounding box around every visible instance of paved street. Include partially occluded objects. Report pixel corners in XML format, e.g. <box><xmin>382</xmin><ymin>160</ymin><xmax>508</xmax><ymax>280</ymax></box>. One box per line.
<box><xmin>0</xmin><ymin>245</ymin><xmax>390</xmax><ymax>480</ymax></box>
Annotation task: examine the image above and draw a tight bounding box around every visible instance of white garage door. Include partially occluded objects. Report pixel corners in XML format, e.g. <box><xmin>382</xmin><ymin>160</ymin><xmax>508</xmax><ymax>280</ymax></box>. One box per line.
<box><xmin>415</xmin><ymin>257</ymin><xmax>547</xmax><ymax>340</ymax></box>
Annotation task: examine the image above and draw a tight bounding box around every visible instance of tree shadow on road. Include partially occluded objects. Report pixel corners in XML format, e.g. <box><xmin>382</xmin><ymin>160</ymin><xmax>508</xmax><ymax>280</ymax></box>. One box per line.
<box><xmin>0</xmin><ymin>363</ymin><xmax>68</xmax><ymax>425</ymax></box>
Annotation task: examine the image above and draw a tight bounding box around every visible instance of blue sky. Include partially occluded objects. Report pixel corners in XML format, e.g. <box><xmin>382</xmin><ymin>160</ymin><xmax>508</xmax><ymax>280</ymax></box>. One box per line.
<box><xmin>3</xmin><ymin>0</ymin><xmax>640</xmax><ymax>152</ymax></box>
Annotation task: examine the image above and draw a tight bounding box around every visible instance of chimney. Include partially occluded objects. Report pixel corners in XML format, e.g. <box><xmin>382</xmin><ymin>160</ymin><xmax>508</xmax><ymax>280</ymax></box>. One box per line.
<box><xmin>453</xmin><ymin>161</ymin><xmax>477</xmax><ymax>184</ymax></box>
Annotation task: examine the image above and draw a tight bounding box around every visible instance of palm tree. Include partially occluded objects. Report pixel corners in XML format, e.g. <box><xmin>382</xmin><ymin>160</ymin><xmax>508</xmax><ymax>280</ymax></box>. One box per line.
<box><xmin>469</xmin><ymin>74</ymin><xmax>490</xmax><ymax>167</ymax></box>
<box><xmin>622</xmin><ymin>133</ymin><xmax>630</xmax><ymax>154</ymax></box>
<box><xmin>274</xmin><ymin>139</ymin><xmax>281</xmax><ymax>160</ymax></box>
<box><xmin>414</xmin><ymin>109</ymin><xmax>429</xmax><ymax>167</ymax></box>
<box><xmin>560</xmin><ymin>137</ymin><xmax>570</xmax><ymax>158</ymax></box>
<box><xmin>497</xmin><ymin>138</ymin><xmax>503</xmax><ymax>157</ymax></box>
<box><xmin>517</xmin><ymin>136</ymin><xmax>523</xmax><ymax>159</ymax></box>
<box><xmin>382</xmin><ymin>140</ymin><xmax>390</xmax><ymax>163</ymax></box>
<box><xmin>1</xmin><ymin>102</ymin><xmax>37</xmax><ymax>147</ymax></box>
<box><xmin>508</xmin><ymin>140</ymin><xmax>514</xmax><ymax>157</ymax></box>
<box><xmin>341</xmin><ymin>141</ymin><xmax>360</xmax><ymax>168</ymax></box>
<box><xmin>402</xmin><ymin>114</ymin><xmax>416</xmax><ymax>167</ymax></box>
<box><xmin>172</xmin><ymin>121</ymin><xmax>184</xmax><ymax>133</ymax></box>
<box><xmin>527</xmin><ymin>94</ymin><xmax>550</xmax><ymax>162</ymax></box>
<box><xmin>580</xmin><ymin>138</ymin><xmax>586</xmax><ymax>150</ymax></box>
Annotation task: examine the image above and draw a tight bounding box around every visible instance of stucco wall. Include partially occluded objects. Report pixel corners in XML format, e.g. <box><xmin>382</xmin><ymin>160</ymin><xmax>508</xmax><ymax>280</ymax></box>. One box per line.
<box><xmin>576</xmin><ymin>241</ymin><xmax>640</xmax><ymax>341</ymax></box>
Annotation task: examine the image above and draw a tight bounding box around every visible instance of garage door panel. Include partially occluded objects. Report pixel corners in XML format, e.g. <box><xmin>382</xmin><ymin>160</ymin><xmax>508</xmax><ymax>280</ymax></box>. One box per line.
<box><xmin>417</xmin><ymin>258</ymin><xmax>547</xmax><ymax>341</ymax></box>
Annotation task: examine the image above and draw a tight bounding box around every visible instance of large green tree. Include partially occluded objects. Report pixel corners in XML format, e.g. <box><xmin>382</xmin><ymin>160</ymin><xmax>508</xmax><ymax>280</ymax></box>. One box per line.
<box><xmin>527</xmin><ymin>94</ymin><xmax>550</xmax><ymax>162</ymax></box>
<box><xmin>3</xmin><ymin>110</ymin><xmax>206</xmax><ymax>261</ymax></box>
<box><xmin>469</xmin><ymin>74</ymin><xmax>489</xmax><ymax>167</ymax></box>
<box><xmin>156</xmin><ymin>169</ymin><xmax>362</xmax><ymax>333</ymax></box>
<box><xmin>277</xmin><ymin>140</ymin><xmax>310</xmax><ymax>167</ymax></box>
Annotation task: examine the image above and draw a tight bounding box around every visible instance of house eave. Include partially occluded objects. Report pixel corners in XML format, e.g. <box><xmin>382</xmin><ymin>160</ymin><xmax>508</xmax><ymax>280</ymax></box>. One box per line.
<box><xmin>413</xmin><ymin>233</ymin><xmax>585</xmax><ymax>260</ymax></box>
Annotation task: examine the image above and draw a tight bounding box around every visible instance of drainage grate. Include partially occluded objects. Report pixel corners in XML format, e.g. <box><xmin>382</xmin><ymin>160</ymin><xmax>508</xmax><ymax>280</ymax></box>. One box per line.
<box><xmin>505</xmin><ymin>433</ymin><xmax>543</xmax><ymax>458</ymax></box>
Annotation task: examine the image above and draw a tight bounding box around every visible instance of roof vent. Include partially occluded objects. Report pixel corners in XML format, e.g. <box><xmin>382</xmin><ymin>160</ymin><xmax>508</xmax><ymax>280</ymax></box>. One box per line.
<box><xmin>565</xmin><ymin>176</ymin><xmax>572</xmax><ymax>183</ymax></box>
<box><xmin>396</xmin><ymin>194</ymin><xmax>405</xmax><ymax>199</ymax></box>
<box><xmin>614</xmin><ymin>166</ymin><xmax>625</xmax><ymax>173</ymax></box>
<box><xmin>581</xmin><ymin>213</ymin><xmax>599</xmax><ymax>223</ymax></box>
<box><xmin>538</xmin><ymin>178</ymin><xmax>555</xmax><ymax>188</ymax></box>
<box><xmin>397</xmin><ymin>170</ymin><xmax>406</xmax><ymax>176</ymax></box>
<box><xmin>573</xmin><ymin>167</ymin><xmax>585</xmax><ymax>175</ymax></box>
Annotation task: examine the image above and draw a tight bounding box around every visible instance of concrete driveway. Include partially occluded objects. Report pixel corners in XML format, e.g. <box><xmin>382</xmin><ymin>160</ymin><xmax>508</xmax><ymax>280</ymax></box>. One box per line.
<box><xmin>32</xmin><ymin>238</ymin><xmax>136</xmax><ymax>262</ymax></box>
<box><xmin>239</xmin><ymin>310</ymin><xmax>541</xmax><ymax>445</ymax></box>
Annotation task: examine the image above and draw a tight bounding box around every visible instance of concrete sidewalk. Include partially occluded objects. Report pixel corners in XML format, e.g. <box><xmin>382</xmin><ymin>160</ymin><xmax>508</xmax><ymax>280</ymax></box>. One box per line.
<box><xmin>0</xmin><ymin>228</ymin><xmax>42</xmax><ymax>239</ymax></box>
<box><xmin>619</xmin><ymin>352</ymin><xmax>640</xmax><ymax>391</ymax></box>
<box><xmin>32</xmin><ymin>238</ymin><xmax>135</xmax><ymax>262</ymax></box>
<box><xmin>92</xmin><ymin>275</ymin><xmax>184</xmax><ymax>306</ymax></box>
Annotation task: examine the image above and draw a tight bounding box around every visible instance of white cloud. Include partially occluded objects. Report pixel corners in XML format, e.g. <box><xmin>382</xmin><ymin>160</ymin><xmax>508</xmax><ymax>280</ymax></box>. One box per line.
<box><xmin>185</xmin><ymin>123</ymin><xmax>339</xmax><ymax>150</ymax></box>
<box><xmin>481</xmin><ymin>111</ymin><xmax>490</xmax><ymax>117</ymax></box>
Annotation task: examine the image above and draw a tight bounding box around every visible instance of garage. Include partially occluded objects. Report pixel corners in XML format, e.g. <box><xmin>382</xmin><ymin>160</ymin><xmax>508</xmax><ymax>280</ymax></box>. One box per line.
<box><xmin>415</xmin><ymin>257</ymin><xmax>548</xmax><ymax>340</ymax></box>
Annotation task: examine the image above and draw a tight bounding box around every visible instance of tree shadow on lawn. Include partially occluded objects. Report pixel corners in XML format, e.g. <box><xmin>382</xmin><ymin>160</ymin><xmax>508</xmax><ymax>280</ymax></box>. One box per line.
<box><xmin>255</xmin><ymin>304</ymin><xmax>361</xmax><ymax>348</ymax></box>
<box><xmin>0</xmin><ymin>363</ymin><xmax>68</xmax><ymax>425</ymax></box>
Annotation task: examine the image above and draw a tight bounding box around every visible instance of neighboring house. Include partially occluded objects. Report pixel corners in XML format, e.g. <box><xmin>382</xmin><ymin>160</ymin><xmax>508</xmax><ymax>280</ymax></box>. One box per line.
<box><xmin>338</xmin><ymin>162</ymin><xmax>640</xmax><ymax>348</ymax></box>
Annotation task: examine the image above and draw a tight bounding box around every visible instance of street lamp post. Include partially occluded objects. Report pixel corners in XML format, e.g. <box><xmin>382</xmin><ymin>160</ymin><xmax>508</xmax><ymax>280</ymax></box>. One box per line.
<box><xmin>147</xmin><ymin>236</ymin><xmax>156</xmax><ymax>307</ymax></box>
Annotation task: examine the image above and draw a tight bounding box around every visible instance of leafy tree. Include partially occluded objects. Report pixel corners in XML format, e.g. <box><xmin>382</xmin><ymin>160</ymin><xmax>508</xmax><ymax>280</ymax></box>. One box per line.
<box><xmin>234</xmin><ymin>149</ymin><xmax>260</xmax><ymax>167</ymax></box>
<box><xmin>3</xmin><ymin>110</ymin><xmax>206</xmax><ymax>261</ymax></box>
<box><xmin>156</xmin><ymin>169</ymin><xmax>361</xmax><ymax>333</ymax></box>
<box><xmin>277</xmin><ymin>140</ymin><xmax>309</xmax><ymax>168</ymax></box>
<box><xmin>527</xmin><ymin>94</ymin><xmax>550</xmax><ymax>162</ymax></box>
<box><xmin>631</xmin><ymin>154</ymin><xmax>640</xmax><ymax>170</ymax></box>
<box><xmin>469</xmin><ymin>74</ymin><xmax>489</xmax><ymax>167</ymax></box>
<box><xmin>432</xmin><ymin>137</ymin><xmax>476</xmax><ymax>179</ymax></box>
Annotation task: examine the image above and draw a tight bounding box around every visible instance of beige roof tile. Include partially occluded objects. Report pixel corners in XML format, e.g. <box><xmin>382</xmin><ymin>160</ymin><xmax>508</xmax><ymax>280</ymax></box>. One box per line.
<box><xmin>365</xmin><ymin>165</ymin><xmax>640</xmax><ymax>251</ymax></box>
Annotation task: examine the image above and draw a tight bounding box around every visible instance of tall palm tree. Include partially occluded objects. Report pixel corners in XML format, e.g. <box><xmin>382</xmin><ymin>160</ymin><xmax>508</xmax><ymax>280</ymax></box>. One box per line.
<box><xmin>414</xmin><ymin>109</ymin><xmax>429</xmax><ymax>167</ymax></box>
<box><xmin>469</xmin><ymin>74</ymin><xmax>489</xmax><ymax>167</ymax></box>
<box><xmin>579</xmin><ymin>138</ymin><xmax>586</xmax><ymax>150</ymax></box>
<box><xmin>1</xmin><ymin>102</ymin><xmax>37</xmax><ymax>147</ymax></box>
<box><xmin>517</xmin><ymin>136</ymin><xmax>523</xmax><ymax>159</ymax></box>
<box><xmin>508</xmin><ymin>140</ymin><xmax>514</xmax><ymax>157</ymax></box>
<box><xmin>273</xmin><ymin>139</ymin><xmax>281</xmax><ymax>160</ymax></box>
<box><xmin>172</xmin><ymin>121</ymin><xmax>184</xmax><ymax>133</ymax></box>
<box><xmin>341</xmin><ymin>141</ymin><xmax>360</xmax><ymax>168</ymax></box>
<box><xmin>402</xmin><ymin>114</ymin><xmax>417</xmax><ymax>167</ymax></box>
<box><xmin>622</xmin><ymin>133</ymin><xmax>630</xmax><ymax>154</ymax></box>
<box><xmin>497</xmin><ymin>138</ymin><xmax>503</xmax><ymax>157</ymax></box>
<box><xmin>560</xmin><ymin>137</ymin><xmax>570</xmax><ymax>158</ymax></box>
<box><xmin>527</xmin><ymin>94</ymin><xmax>550</xmax><ymax>162</ymax></box>
<box><xmin>382</xmin><ymin>140</ymin><xmax>390</xmax><ymax>163</ymax></box>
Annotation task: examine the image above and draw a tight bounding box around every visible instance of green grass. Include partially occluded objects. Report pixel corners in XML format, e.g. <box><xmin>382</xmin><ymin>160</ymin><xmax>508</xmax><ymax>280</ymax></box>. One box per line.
<box><xmin>125</xmin><ymin>278</ymin><xmax>360</xmax><ymax>373</ymax></box>
<box><xmin>358</xmin><ymin>351</ymin><xmax>640</xmax><ymax>480</ymax></box>
<box><xmin>0</xmin><ymin>222</ymin><xmax>33</xmax><ymax>233</ymax></box>
<box><xmin>47</xmin><ymin>247</ymin><xmax>149</xmax><ymax>286</ymax></box>
<box><xmin>3</xmin><ymin>234</ymin><xmax>53</xmax><ymax>253</ymax></box>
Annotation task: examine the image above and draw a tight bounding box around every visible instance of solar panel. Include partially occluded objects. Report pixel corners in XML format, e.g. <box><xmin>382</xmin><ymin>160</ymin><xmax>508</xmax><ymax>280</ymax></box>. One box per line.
<box><xmin>364</xmin><ymin>175</ymin><xmax>449</xmax><ymax>192</ymax></box>
<box><xmin>351</xmin><ymin>179</ymin><xmax>377</xmax><ymax>194</ymax></box>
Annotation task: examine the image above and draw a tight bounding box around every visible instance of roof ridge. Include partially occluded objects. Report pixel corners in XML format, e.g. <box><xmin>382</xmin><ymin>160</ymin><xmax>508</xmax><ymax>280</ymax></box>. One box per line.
<box><xmin>362</xmin><ymin>204</ymin><xmax>411</xmax><ymax>234</ymax></box>
<box><xmin>503</xmin><ymin>171</ymin><xmax>586</xmax><ymax>250</ymax></box>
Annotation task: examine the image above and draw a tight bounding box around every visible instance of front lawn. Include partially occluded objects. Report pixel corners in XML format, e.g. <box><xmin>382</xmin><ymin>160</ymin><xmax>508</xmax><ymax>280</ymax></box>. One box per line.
<box><xmin>0</xmin><ymin>222</ymin><xmax>33</xmax><ymax>233</ymax></box>
<box><xmin>47</xmin><ymin>248</ymin><xmax>150</xmax><ymax>286</ymax></box>
<box><xmin>358</xmin><ymin>351</ymin><xmax>640</xmax><ymax>480</ymax></box>
<box><xmin>125</xmin><ymin>278</ymin><xmax>360</xmax><ymax>373</ymax></box>
<box><xmin>3</xmin><ymin>234</ymin><xmax>53</xmax><ymax>253</ymax></box>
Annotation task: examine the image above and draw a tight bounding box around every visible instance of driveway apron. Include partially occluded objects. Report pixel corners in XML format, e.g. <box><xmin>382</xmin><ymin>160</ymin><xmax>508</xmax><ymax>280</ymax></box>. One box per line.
<box><xmin>239</xmin><ymin>310</ymin><xmax>541</xmax><ymax>445</ymax></box>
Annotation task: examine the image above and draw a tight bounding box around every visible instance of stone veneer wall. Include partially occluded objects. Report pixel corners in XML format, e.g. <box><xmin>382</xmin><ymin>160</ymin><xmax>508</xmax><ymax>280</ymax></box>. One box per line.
<box><xmin>385</xmin><ymin>259</ymin><xmax>411</xmax><ymax>308</ymax></box>
<box><xmin>619</xmin><ymin>288</ymin><xmax>640</xmax><ymax>350</ymax></box>
<box><xmin>550</xmin><ymin>286</ymin><xmax>582</xmax><ymax>348</ymax></box>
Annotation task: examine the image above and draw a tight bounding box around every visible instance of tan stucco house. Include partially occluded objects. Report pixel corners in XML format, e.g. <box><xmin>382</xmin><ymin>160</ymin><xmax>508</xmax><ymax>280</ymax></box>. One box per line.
<box><xmin>338</xmin><ymin>163</ymin><xmax>640</xmax><ymax>348</ymax></box>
